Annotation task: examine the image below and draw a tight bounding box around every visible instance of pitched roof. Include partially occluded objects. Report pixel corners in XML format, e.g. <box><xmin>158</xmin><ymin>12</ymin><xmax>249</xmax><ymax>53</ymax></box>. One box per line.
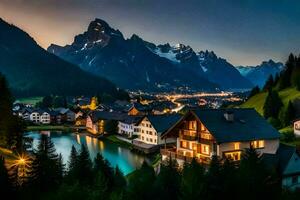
<box><xmin>128</xmin><ymin>103</ymin><xmax>152</xmax><ymax>112</ymax></box>
<box><xmin>32</xmin><ymin>109</ymin><xmax>50</xmax><ymax>115</ymax></box>
<box><xmin>192</xmin><ymin>108</ymin><xmax>280</xmax><ymax>143</ymax></box>
<box><xmin>142</xmin><ymin>114</ymin><xmax>182</xmax><ymax>135</ymax></box>
<box><xmin>120</xmin><ymin>115</ymin><xmax>143</xmax><ymax>125</ymax></box>
<box><xmin>89</xmin><ymin>111</ymin><xmax>128</xmax><ymax>123</ymax></box>
<box><xmin>262</xmin><ymin>143</ymin><xmax>298</xmax><ymax>175</ymax></box>
<box><xmin>20</xmin><ymin>107</ymin><xmax>33</xmax><ymax>114</ymax></box>
<box><xmin>276</xmin><ymin>143</ymin><xmax>297</xmax><ymax>173</ymax></box>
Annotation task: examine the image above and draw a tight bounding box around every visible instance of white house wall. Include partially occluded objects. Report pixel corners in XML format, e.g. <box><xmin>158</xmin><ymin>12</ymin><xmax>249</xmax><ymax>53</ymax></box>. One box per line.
<box><xmin>219</xmin><ymin>139</ymin><xmax>279</xmax><ymax>156</ymax></box>
<box><xmin>294</xmin><ymin>120</ymin><xmax>300</xmax><ymax>137</ymax></box>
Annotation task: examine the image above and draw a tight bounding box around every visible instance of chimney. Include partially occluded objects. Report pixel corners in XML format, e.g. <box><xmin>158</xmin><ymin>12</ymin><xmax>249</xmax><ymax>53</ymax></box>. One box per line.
<box><xmin>224</xmin><ymin>111</ymin><xmax>234</xmax><ymax>122</ymax></box>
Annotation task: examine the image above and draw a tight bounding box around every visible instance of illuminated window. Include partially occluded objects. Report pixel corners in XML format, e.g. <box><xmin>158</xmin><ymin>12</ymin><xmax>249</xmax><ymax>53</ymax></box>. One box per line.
<box><xmin>234</xmin><ymin>143</ymin><xmax>240</xmax><ymax>150</ymax></box>
<box><xmin>189</xmin><ymin>121</ymin><xmax>197</xmax><ymax>130</ymax></box>
<box><xmin>201</xmin><ymin>144</ymin><xmax>210</xmax><ymax>155</ymax></box>
<box><xmin>180</xmin><ymin>141</ymin><xmax>189</xmax><ymax>148</ymax></box>
<box><xmin>225</xmin><ymin>151</ymin><xmax>241</xmax><ymax>161</ymax></box>
<box><xmin>201</xmin><ymin>133</ymin><xmax>212</xmax><ymax>140</ymax></box>
<box><xmin>192</xmin><ymin>143</ymin><xmax>197</xmax><ymax>151</ymax></box>
<box><xmin>251</xmin><ymin>140</ymin><xmax>264</xmax><ymax>148</ymax></box>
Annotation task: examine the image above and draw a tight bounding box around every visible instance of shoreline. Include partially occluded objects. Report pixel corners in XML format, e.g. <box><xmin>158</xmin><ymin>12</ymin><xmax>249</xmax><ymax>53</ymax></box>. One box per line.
<box><xmin>26</xmin><ymin>125</ymin><xmax>82</xmax><ymax>132</ymax></box>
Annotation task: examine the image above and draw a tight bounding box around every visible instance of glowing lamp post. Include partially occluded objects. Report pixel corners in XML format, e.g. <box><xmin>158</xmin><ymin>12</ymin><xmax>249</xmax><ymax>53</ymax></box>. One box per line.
<box><xmin>15</xmin><ymin>155</ymin><xmax>28</xmax><ymax>184</ymax></box>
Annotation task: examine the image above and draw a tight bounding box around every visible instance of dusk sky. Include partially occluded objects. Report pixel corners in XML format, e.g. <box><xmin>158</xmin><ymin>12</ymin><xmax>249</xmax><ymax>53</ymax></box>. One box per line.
<box><xmin>0</xmin><ymin>0</ymin><xmax>299</xmax><ymax>66</ymax></box>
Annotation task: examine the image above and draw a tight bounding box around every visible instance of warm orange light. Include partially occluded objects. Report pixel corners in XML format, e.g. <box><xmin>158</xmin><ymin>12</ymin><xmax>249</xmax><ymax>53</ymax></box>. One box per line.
<box><xmin>18</xmin><ymin>158</ymin><xmax>25</xmax><ymax>165</ymax></box>
<box><xmin>12</xmin><ymin>154</ymin><xmax>29</xmax><ymax>168</ymax></box>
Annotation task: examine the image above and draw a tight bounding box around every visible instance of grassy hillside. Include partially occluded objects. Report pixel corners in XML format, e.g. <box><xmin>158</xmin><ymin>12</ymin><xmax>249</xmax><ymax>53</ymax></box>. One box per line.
<box><xmin>16</xmin><ymin>97</ymin><xmax>42</xmax><ymax>105</ymax></box>
<box><xmin>240</xmin><ymin>87</ymin><xmax>300</xmax><ymax>115</ymax></box>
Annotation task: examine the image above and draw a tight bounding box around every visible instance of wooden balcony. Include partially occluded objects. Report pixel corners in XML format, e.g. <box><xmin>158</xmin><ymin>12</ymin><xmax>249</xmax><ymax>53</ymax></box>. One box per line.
<box><xmin>179</xmin><ymin>134</ymin><xmax>197</xmax><ymax>141</ymax></box>
<box><xmin>160</xmin><ymin>148</ymin><xmax>210</xmax><ymax>165</ymax></box>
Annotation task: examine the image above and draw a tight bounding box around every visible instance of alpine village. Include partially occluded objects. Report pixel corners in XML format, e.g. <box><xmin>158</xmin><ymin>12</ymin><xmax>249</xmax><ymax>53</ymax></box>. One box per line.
<box><xmin>1</xmin><ymin>1</ymin><xmax>300</xmax><ymax>200</ymax></box>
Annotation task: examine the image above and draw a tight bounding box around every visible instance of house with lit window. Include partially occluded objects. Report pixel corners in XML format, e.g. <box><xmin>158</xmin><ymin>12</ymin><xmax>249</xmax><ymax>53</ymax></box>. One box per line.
<box><xmin>29</xmin><ymin>109</ymin><xmax>51</xmax><ymax>124</ymax></box>
<box><xmin>86</xmin><ymin>111</ymin><xmax>127</xmax><ymax>135</ymax></box>
<box><xmin>263</xmin><ymin>144</ymin><xmax>300</xmax><ymax>191</ymax></box>
<box><xmin>133</xmin><ymin>114</ymin><xmax>181</xmax><ymax>147</ymax></box>
<box><xmin>161</xmin><ymin>108</ymin><xmax>280</xmax><ymax>165</ymax></box>
<box><xmin>127</xmin><ymin>103</ymin><xmax>152</xmax><ymax>116</ymax></box>
<box><xmin>117</xmin><ymin>116</ymin><xmax>143</xmax><ymax>138</ymax></box>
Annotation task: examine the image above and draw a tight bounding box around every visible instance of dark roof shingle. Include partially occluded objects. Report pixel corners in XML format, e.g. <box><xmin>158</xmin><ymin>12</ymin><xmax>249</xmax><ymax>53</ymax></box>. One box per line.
<box><xmin>145</xmin><ymin>114</ymin><xmax>182</xmax><ymax>135</ymax></box>
<box><xmin>193</xmin><ymin>108</ymin><xmax>280</xmax><ymax>143</ymax></box>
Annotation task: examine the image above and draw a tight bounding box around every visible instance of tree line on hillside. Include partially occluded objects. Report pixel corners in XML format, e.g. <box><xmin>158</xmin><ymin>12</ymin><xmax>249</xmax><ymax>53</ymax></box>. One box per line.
<box><xmin>36</xmin><ymin>92</ymin><xmax>121</xmax><ymax>109</ymax></box>
<box><xmin>248</xmin><ymin>54</ymin><xmax>300</xmax><ymax>131</ymax></box>
<box><xmin>0</xmin><ymin>73</ymin><xmax>24</xmax><ymax>150</ymax></box>
<box><xmin>1</xmin><ymin>134</ymin><xmax>300</xmax><ymax>200</ymax></box>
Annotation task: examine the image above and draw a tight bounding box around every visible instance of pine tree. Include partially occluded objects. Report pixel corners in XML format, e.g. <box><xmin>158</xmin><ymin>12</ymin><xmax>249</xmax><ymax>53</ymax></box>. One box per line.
<box><xmin>57</xmin><ymin>153</ymin><xmax>65</xmax><ymax>184</ymax></box>
<box><xmin>206</xmin><ymin>155</ymin><xmax>222</xmax><ymax>199</ymax></box>
<box><xmin>28</xmin><ymin>134</ymin><xmax>60</xmax><ymax>191</ymax></box>
<box><xmin>154</xmin><ymin>158</ymin><xmax>181</xmax><ymax>200</ymax></box>
<box><xmin>248</xmin><ymin>86</ymin><xmax>260</xmax><ymax>98</ymax></box>
<box><xmin>283</xmin><ymin>101</ymin><xmax>295</xmax><ymax>127</ymax></box>
<box><xmin>0</xmin><ymin>73</ymin><xmax>24</xmax><ymax>150</ymax></box>
<box><xmin>237</xmin><ymin>147</ymin><xmax>280</xmax><ymax>199</ymax></box>
<box><xmin>237</xmin><ymin>147</ymin><xmax>271</xmax><ymax>199</ymax></box>
<box><xmin>93</xmin><ymin>153</ymin><xmax>114</xmax><ymax>189</ymax></box>
<box><xmin>77</xmin><ymin>144</ymin><xmax>93</xmax><ymax>184</ymax></box>
<box><xmin>181</xmin><ymin>159</ymin><xmax>206</xmax><ymax>200</ymax></box>
<box><xmin>219</xmin><ymin>158</ymin><xmax>238</xmax><ymax>199</ymax></box>
<box><xmin>113</xmin><ymin>166</ymin><xmax>126</xmax><ymax>190</ymax></box>
<box><xmin>0</xmin><ymin>156</ymin><xmax>14</xmax><ymax>196</ymax></box>
<box><xmin>67</xmin><ymin>145</ymin><xmax>78</xmax><ymax>180</ymax></box>
<box><xmin>263</xmin><ymin>89</ymin><xmax>283</xmax><ymax>119</ymax></box>
<box><xmin>127</xmin><ymin>161</ymin><xmax>156</xmax><ymax>200</ymax></box>
<box><xmin>279</xmin><ymin>53</ymin><xmax>295</xmax><ymax>89</ymax></box>
<box><xmin>263</xmin><ymin>75</ymin><xmax>274</xmax><ymax>91</ymax></box>
<box><xmin>291</xmin><ymin>55</ymin><xmax>300</xmax><ymax>89</ymax></box>
<box><xmin>273</xmin><ymin>73</ymin><xmax>280</xmax><ymax>86</ymax></box>
<box><xmin>91</xmin><ymin>171</ymin><xmax>109</xmax><ymax>200</ymax></box>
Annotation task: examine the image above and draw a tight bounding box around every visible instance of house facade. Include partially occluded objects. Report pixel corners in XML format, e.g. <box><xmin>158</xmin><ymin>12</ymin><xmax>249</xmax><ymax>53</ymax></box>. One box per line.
<box><xmin>263</xmin><ymin>144</ymin><xmax>300</xmax><ymax>191</ymax></box>
<box><xmin>117</xmin><ymin>116</ymin><xmax>141</xmax><ymax>138</ymax></box>
<box><xmin>86</xmin><ymin>111</ymin><xmax>127</xmax><ymax>135</ymax></box>
<box><xmin>40</xmin><ymin>112</ymin><xmax>51</xmax><ymax>124</ymax></box>
<box><xmin>133</xmin><ymin>114</ymin><xmax>181</xmax><ymax>146</ymax></box>
<box><xmin>29</xmin><ymin>109</ymin><xmax>51</xmax><ymax>124</ymax></box>
<box><xmin>161</xmin><ymin>108</ymin><xmax>280</xmax><ymax>165</ymax></box>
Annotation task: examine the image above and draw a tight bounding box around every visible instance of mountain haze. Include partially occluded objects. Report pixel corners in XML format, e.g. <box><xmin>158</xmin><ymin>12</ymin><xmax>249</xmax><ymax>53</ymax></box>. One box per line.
<box><xmin>236</xmin><ymin>60</ymin><xmax>283</xmax><ymax>88</ymax></box>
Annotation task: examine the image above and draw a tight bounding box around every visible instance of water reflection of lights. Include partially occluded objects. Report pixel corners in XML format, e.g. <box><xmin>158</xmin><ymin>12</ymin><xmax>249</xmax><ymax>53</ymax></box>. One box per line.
<box><xmin>99</xmin><ymin>140</ymin><xmax>104</xmax><ymax>150</ymax></box>
<box><xmin>86</xmin><ymin>136</ymin><xmax>91</xmax><ymax>146</ymax></box>
<box><xmin>40</xmin><ymin>131</ymin><xmax>50</xmax><ymax>136</ymax></box>
<box><xmin>93</xmin><ymin>137</ymin><xmax>98</xmax><ymax>147</ymax></box>
<box><xmin>118</xmin><ymin>147</ymin><xmax>122</xmax><ymax>154</ymax></box>
<box><xmin>76</xmin><ymin>134</ymin><xmax>81</xmax><ymax>144</ymax></box>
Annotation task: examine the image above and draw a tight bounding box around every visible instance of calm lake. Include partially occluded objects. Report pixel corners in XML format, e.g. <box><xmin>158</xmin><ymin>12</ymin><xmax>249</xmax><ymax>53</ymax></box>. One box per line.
<box><xmin>25</xmin><ymin>131</ymin><xmax>152</xmax><ymax>175</ymax></box>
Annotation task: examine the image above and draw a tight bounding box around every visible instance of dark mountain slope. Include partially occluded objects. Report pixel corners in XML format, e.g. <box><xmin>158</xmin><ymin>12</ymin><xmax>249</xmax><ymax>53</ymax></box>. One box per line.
<box><xmin>0</xmin><ymin>18</ymin><xmax>128</xmax><ymax>99</ymax></box>
<box><xmin>48</xmin><ymin>19</ymin><xmax>224</xmax><ymax>92</ymax></box>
